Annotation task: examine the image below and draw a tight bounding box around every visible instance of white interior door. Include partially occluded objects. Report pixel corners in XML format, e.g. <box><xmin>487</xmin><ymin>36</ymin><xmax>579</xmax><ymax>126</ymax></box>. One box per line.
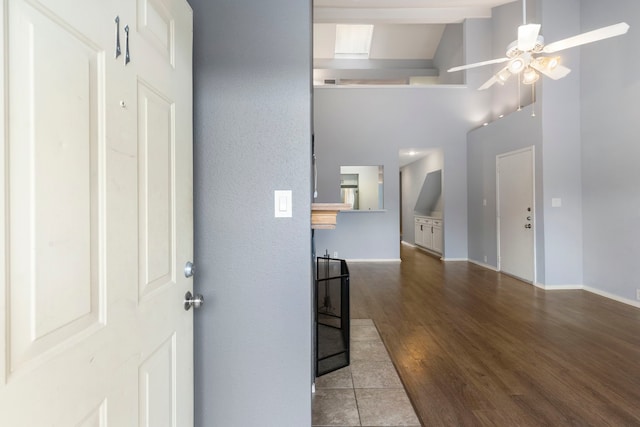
<box><xmin>497</xmin><ymin>147</ymin><xmax>535</xmax><ymax>283</ymax></box>
<box><xmin>0</xmin><ymin>0</ymin><xmax>193</xmax><ymax>425</ymax></box>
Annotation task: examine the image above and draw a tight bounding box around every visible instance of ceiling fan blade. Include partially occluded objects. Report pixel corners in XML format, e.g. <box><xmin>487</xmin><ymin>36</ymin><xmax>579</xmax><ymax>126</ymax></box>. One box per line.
<box><xmin>543</xmin><ymin>22</ymin><xmax>630</xmax><ymax>53</ymax></box>
<box><xmin>530</xmin><ymin>62</ymin><xmax>571</xmax><ymax>80</ymax></box>
<box><xmin>518</xmin><ymin>24</ymin><xmax>541</xmax><ymax>52</ymax></box>
<box><xmin>478</xmin><ymin>75</ymin><xmax>499</xmax><ymax>90</ymax></box>
<box><xmin>477</xmin><ymin>66</ymin><xmax>511</xmax><ymax>90</ymax></box>
<box><xmin>448</xmin><ymin>57</ymin><xmax>509</xmax><ymax>73</ymax></box>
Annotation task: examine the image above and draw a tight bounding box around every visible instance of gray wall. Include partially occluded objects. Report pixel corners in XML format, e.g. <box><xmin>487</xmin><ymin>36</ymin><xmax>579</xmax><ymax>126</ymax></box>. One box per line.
<box><xmin>467</xmin><ymin>105</ymin><xmax>546</xmax><ymax>279</ymax></box>
<box><xmin>538</xmin><ymin>0</ymin><xmax>583</xmax><ymax>286</ymax></box>
<box><xmin>190</xmin><ymin>0</ymin><xmax>312</xmax><ymax>425</ymax></box>
<box><xmin>467</xmin><ymin>0</ymin><xmax>584</xmax><ymax>286</ymax></box>
<box><xmin>468</xmin><ymin>0</ymin><xmax>639</xmax><ymax>298</ymax></box>
<box><xmin>434</xmin><ymin>24</ymin><xmax>464</xmax><ymax>85</ymax></box>
<box><xmin>313</xmin><ymin>17</ymin><xmax>497</xmax><ymax>261</ymax></box>
<box><xmin>313</xmin><ymin>86</ymin><xmax>476</xmax><ymax>261</ymax></box>
<box><xmin>581</xmin><ymin>0</ymin><xmax>640</xmax><ymax>301</ymax></box>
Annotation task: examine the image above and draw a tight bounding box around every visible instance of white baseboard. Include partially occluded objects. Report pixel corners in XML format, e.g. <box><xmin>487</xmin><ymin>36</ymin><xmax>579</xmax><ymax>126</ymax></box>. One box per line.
<box><xmin>468</xmin><ymin>259</ymin><xmax>498</xmax><ymax>270</ymax></box>
<box><xmin>533</xmin><ymin>283</ymin><xmax>583</xmax><ymax>290</ymax></box>
<box><xmin>583</xmin><ymin>286</ymin><xmax>640</xmax><ymax>309</ymax></box>
<box><xmin>468</xmin><ymin>263</ymin><xmax>640</xmax><ymax>309</ymax></box>
<box><xmin>345</xmin><ymin>258</ymin><xmax>402</xmax><ymax>263</ymax></box>
<box><xmin>401</xmin><ymin>241</ymin><xmax>415</xmax><ymax>248</ymax></box>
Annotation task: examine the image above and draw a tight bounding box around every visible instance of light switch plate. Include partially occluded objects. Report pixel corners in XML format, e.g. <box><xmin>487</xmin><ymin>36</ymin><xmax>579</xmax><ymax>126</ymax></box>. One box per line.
<box><xmin>274</xmin><ymin>190</ymin><xmax>292</xmax><ymax>218</ymax></box>
<box><xmin>551</xmin><ymin>198</ymin><xmax>562</xmax><ymax>208</ymax></box>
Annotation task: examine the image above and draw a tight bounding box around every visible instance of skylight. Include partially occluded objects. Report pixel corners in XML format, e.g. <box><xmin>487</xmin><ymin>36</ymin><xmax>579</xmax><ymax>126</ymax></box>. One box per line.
<box><xmin>334</xmin><ymin>24</ymin><xmax>374</xmax><ymax>59</ymax></box>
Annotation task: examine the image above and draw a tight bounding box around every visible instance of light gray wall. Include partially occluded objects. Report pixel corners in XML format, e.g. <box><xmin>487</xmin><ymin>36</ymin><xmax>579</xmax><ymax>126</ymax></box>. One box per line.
<box><xmin>467</xmin><ymin>0</ymin><xmax>586</xmax><ymax>285</ymax></box>
<box><xmin>538</xmin><ymin>0</ymin><xmax>583</xmax><ymax>286</ymax></box>
<box><xmin>401</xmin><ymin>152</ymin><xmax>443</xmax><ymax>245</ymax></box>
<box><xmin>313</xmin><ymin>17</ymin><xmax>496</xmax><ymax>262</ymax></box>
<box><xmin>468</xmin><ymin>0</ymin><xmax>638</xmax><ymax>294</ymax></box>
<box><xmin>467</xmin><ymin>105</ymin><xmax>546</xmax><ymax>279</ymax></box>
<box><xmin>190</xmin><ymin>0</ymin><xmax>312</xmax><ymax>426</ymax></box>
<box><xmin>434</xmin><ymin>23</ymin><xmax>464</xmax><ymax>85</ymax></box>
<box><xmin>314</xmin><ymin>15</ymin><xmax>500</xmax><ymax>259</ymax></box>
<box><xmin>581</xmin><ymin>0</ymin><xmax>640</xmax><ymax>300</ymax></box>
<box><xmin>313</xmin><ymin>86</ymin><xmax>480</xmax><ymax>261</ymax></box>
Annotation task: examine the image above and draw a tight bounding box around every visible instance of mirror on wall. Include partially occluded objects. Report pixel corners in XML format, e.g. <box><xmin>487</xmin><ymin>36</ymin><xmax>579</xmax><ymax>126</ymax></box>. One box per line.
<box><xmin>340</xmin><ymin>165</ymin><xmax>384</xmax><ymax>210</ymax></box>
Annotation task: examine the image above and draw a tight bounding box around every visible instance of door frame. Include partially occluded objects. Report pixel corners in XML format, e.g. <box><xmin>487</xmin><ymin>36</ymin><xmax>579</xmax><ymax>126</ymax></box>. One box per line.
<box><xmin>495</xmin><ymin>146</ymin><xmax>536</xmax><ymax>284</ymax></box>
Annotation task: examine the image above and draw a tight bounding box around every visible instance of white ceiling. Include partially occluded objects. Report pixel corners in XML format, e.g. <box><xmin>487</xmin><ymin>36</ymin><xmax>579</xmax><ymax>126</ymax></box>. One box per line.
<box><xmin>314</xmin><ymin>0</ymin><xmax>518</xmax><ymax>24</ymax></box>
<box><xmin>313</xmin><ymin>0</ymin><xmax>518</xmax><ymax>60</ymax></box>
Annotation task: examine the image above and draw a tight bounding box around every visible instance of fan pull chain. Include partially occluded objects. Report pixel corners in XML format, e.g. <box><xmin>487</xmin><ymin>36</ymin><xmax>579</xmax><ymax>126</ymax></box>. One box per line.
<box><xmin>517</xmin><ymin>78</ymin><xmax>522</xmax><ymax>111</ymax></box>
<box><xmin>531</xmin><ymin>83</ymin><xmax>536</xmax><ymax>117</ymax></box>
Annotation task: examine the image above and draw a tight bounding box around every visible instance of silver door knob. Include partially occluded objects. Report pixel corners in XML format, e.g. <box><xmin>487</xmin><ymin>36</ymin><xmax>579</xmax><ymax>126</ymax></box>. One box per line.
<box><xmin>184</xmin><ymin>291</ymin><xmax>204</xmax><ymax>310</ymax></box>
<box><xmin>184</xmin><ymin>261</ymin><xmax>195</xmax><ymax>278</ymax></box>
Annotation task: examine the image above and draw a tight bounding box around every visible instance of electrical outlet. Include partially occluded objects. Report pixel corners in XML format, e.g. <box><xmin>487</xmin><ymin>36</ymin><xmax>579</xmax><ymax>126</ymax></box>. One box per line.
<box><xmin>636</xmin><ymin>289</ymin><xmax>640</xmax><ymax>301</ymax></box>
<box><xmin>333</xmin><ymin>251</ymin><xmax>338</xmax><ymax>258</ymax></box>
<box><xmin>484</xmin><ymin>255</ymin><xmax>488</xmax><ymax>263</ymax></box>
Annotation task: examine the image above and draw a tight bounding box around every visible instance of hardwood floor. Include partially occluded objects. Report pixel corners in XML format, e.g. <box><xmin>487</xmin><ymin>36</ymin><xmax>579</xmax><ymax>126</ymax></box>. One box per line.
<box><xmin>349</xmin><ymin>244</ymin><xmax>640</xmax><ymax>426</ymax></box>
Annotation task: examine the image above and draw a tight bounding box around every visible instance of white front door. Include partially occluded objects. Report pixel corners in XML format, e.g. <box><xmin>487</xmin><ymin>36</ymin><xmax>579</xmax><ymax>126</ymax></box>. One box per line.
<box><xmin>0</xmin><ymin>0</ymin><xmax>194</xmax><ymax>425</ymax></box>
<box><xmin>497</xmin><ymin>147</ymin><xmax>535</xmax><ymax>283</ymax></box>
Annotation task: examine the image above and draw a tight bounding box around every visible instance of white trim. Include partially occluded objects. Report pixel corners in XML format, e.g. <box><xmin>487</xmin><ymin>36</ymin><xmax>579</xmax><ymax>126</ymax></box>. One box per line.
<box><xmin>401</xmin><ymin>240</ymin><xmax>416</xmax><ymax>248</ymax></box>
<box><xmin>468</xmin><ymin>259</ymin><xmax>498</xmax><ymax>271</ymax></box>
<box><xmin>442</xmin><ymin>258</ymin><xmax>468</xmax><ymax>262</ymax></box>
<box><xmin>583</xmin><ymin>286</ymin><xmax>640</xmax><ymax>309</ymax></box>
<box><xmin>345</xmin><ymin>258</ymin><xmax>402</xmax><ymax>263</ymax></box>
<box><xmin>533</xmin><ymin>283</ymin><xmax>583</xmax><ymax>290</ymax></box>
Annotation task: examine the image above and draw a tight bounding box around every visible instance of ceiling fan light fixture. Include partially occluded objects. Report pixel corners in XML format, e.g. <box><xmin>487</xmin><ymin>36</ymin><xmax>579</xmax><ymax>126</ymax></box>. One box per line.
<box><xmin>522</xmin><ymin>67</ymin><xmax>539</xmax><ymax>85</ymax></box>
<box><xmin>497</xmin><ymin>68</ymin><xmax>512</xmax><ymax>83</ymax></box>
<box><xmin>509</xmin><ymin>57</ymin><xmax>526</xmax><ymax>74</ymax></box>
<box><xmin>533</xmin><ymin>56</ymin><xmax>560</xmax><ymax>71</ymax></box>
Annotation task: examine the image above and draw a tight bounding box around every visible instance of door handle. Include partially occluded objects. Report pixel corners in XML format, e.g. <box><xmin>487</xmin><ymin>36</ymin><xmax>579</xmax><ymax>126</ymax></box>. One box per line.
<box><xmin>184</xmin><ymin>291</ymin><xmax>204</xmax><ymax>310</ymax></box>
<box><xmin>184</xmin><ymin>261</ymin><xmax>195</xmax><ymax>278</ymax></box>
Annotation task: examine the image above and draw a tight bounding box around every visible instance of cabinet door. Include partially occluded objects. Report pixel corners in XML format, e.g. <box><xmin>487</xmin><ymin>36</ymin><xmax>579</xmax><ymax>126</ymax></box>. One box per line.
<box><xmin>415</xmin><ymin>221</ymin><xmax>424</xmax><ymax>247</ymax></box>
<box><xmin>432</xmin><ymin>226</ymin><xmax>443</xmax><ymax>254</ymax></box>
<box><xmin>423</xmin><ymin>225</ymin><xmax>433</xmax><ymax>250</ymax></box>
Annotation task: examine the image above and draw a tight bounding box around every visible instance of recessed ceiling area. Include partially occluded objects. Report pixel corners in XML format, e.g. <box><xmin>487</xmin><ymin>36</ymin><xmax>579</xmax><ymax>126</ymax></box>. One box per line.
<box><xmin>313</xmin><ymin>0</ymin><xmax>518</xmax><ymax>86</ymax></box>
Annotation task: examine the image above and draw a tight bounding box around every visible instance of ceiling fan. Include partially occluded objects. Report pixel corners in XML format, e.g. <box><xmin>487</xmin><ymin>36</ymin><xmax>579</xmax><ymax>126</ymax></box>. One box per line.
<box><xmin>448</xmin><ymin>0</ymin><xmax>630</xmax><ymax>90</ymax></box>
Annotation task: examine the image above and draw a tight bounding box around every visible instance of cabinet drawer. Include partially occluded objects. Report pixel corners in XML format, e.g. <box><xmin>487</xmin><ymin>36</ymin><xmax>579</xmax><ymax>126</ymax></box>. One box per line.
<box><xmin>432</xmin><ymin>219</ymin><xmax>442</xmax><ymax>227</ymax></box>
<box><xmin>415</xmin><ymin>217</ymin><xmax>431</xmax><ymax>225</ymax></box>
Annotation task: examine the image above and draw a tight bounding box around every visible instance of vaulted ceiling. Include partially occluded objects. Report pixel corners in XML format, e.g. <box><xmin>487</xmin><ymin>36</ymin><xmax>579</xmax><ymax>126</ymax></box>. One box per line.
<box><xmin>313</xmin><ymin>0</ymin><xmax>517</xmax><ymax>65</ymax></box>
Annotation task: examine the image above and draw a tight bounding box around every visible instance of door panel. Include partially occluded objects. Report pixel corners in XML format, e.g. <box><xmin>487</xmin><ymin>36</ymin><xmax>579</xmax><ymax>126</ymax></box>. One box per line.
<box><xmin>7</xmin><ymin>0</ymin><xmax>104</xmax><ymax>372</ymax></box>
<box><xmin>0</xmin><ymin>0</ymin><xmax>193</xmax><ymax>424</ymax></box>
<box><xmin>497</xmin><ymin>148</ymin><xmax>535</xmax><ymax>283</ymax></box>
<box><xmin>138</xmin><ymin>81</ymin><xmax>175</xmax><ymax>300</ymax></box>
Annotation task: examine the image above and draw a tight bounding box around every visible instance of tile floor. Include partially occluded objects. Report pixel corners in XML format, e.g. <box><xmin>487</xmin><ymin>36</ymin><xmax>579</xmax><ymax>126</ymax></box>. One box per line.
<box><xmin>312</xmin><ymin>319</ymin><xmax>421</xmax><ymax>427</ymax></box>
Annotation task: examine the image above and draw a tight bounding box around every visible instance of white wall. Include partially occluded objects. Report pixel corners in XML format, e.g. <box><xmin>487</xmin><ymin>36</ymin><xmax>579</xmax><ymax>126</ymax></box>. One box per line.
<box><xmin>190</xmin><ymin>0</ymin><xmax>313</xmax><ymax>425</ymax></box>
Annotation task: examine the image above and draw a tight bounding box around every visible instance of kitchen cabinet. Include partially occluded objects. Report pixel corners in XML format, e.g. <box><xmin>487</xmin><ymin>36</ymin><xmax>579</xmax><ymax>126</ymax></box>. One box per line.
<box><xmin>414</xmin><ymin>216</ymin><xmax>443</xmax><ymax>254</ymax></box>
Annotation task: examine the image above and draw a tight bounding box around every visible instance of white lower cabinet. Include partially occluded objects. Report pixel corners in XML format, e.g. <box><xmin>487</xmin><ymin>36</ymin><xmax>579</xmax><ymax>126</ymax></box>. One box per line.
<box><xmin>414</xmin><ymin>216</ymin><xmax>443</xmax><ymax>254</ymax></box>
